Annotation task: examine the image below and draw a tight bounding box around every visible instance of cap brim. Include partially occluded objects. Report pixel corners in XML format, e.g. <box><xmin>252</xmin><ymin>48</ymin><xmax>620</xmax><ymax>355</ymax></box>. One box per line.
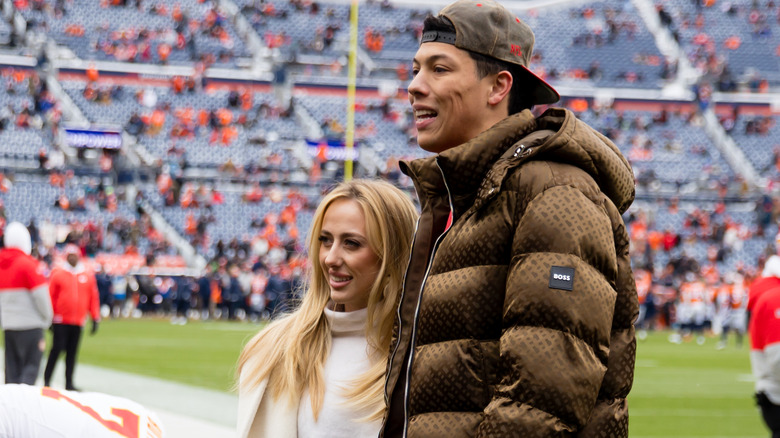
<box><xmin>518</xmin><ymin>65</ymin><xmax>560</xmax><ymax>106</ymax></box>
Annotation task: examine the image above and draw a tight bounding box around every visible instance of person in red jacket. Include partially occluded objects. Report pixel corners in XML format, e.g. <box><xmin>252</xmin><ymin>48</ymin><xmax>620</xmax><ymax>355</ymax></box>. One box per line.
<box><xmin>749</xmin><ymin>255</ymin><xmax>780</xmax><ymax>323</ymax></box>
<box><xmin>749</xmin><ymin>285</ymin><xmax>780</xmax><ymax>438</ymax></box>
<box><xmin>0</xmin><ymin>222</ymin><xmax>52</xmax><ymax>384</ymax></box>
<box><xmin>43</xmin><ymin>244</ymin><xmax>100</xmax><ymax>391</ymax></box>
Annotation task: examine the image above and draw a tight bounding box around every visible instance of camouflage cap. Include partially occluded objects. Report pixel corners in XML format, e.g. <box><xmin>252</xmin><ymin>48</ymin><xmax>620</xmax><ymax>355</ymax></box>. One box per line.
<box><xmin>422</xmin><ymin>0</ymin><xmax>560</xmax><ymax>106</ymax></box>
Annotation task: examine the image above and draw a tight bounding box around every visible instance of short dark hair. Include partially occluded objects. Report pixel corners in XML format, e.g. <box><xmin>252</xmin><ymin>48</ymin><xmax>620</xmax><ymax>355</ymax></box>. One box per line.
<box><xmin>421</xmin><ymin>14</ymin><xmax>534</xmax><ymax>114</ymax></box>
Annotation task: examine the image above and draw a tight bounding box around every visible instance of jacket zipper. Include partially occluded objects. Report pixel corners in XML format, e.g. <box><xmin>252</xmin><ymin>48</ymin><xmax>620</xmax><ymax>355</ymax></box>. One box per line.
<box><xmin>402</xmin><ymin>159</ymin><xmax>455</xmax><ymax>438</ymax></box>
<box><xmin>384</xmin><ymin>216</ymin><xmax>421</xmax><ymax>409</ymax></box>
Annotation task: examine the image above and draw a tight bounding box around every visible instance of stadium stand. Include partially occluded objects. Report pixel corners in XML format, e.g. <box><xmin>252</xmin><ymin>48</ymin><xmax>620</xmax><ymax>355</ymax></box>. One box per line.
<box><xmin>572</xmin><ymin>102</ymin><xmax>735</xmax><ymax>187</ymax></box>
<box><xmin>657</xmin><ymin>0</ymin><xmax>780</xmax><ymax>90</ymax></box>
<box><xmin>0</xmin><ymin>68</ymin><xmax>59</xmax><ymax>168</ymax></box>
<box><xmin>14</xmin><ymin>0</ymin><xmax>251</xmax><ymax>67</ymax></box>
<box><xmin>727</xmin><ymin>113</ymin><xmax>779</xmax><ymax>180</ymax></box>
<box><xmin>59</xmin><ymin>79</ymin><xmax>306</xmax><ymax>168</ymax></box>
<box><xmin>0</xmin><ymin>173</ymin><xmax>180</xmax><ymax>271</ymax></box>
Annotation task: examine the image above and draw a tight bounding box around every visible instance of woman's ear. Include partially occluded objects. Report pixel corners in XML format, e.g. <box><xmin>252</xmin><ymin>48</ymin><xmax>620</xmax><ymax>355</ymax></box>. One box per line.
<box><xmin>488</xmin><ymin>71</ymin><xmax>513</xmax><ymax>107</ymax></box>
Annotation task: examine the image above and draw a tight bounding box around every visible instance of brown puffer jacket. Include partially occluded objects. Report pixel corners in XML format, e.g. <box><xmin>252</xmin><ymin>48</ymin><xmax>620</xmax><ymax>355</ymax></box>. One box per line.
<box><xmin>382</xmin><ymin>108</ymin><xmax>638</xmax><ymax>438</ymax></box>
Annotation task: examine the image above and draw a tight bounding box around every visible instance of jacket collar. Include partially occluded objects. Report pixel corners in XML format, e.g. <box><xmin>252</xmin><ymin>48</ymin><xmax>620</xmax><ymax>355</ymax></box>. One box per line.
<box><xmin>401</xmin><ymin>108</ymin><xmax>635</xmax><ymax>215</ymax></box>
<box><xmin>401</xmin><ymin>110</ymin><xmax>538</xmax><ymax>215</ymax></box>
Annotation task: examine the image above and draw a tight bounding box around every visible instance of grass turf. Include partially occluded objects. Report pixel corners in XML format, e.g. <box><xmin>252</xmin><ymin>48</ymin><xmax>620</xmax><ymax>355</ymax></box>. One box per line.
<box><xmin>70</xmin><ymin>317</ymin><xmax>261</xmax><ymax>393</ymax></box>
<box><xmin>629</xmin><ymin>330</ymin><xmax>766</xmax><ymax>437</ymax></box>
<box><xmin>15</xmin><ymin>319</ymin><xmax>770</xmax><ymax>436</ymax></box>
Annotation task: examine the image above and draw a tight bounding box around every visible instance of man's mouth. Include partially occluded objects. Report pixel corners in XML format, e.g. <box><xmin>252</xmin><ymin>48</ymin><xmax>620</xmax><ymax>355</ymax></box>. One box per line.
<box><xmin>415</xmin><ymin>109</ymin><xmax>437</xmax><ymax>121</ymax></box>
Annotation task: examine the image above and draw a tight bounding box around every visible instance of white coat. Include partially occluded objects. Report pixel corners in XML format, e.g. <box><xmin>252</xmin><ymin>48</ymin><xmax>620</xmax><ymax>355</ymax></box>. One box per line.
<box><xmin>236</xmin><ymin>356</ymin><xmax>297</xmax><ymax>438</ymax></box>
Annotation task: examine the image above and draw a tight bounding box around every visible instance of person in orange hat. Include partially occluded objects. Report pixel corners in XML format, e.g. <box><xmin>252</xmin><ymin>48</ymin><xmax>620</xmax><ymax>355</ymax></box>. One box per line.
<box><xmin>43</xmin><ymin>244</ymin><xmax>100</xmax><ymax>391</ymax></box>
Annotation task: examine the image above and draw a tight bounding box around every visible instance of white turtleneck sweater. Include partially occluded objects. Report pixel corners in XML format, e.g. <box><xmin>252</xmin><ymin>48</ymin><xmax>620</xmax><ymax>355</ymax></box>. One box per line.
<box><xmin>298</xmin><ymin>307</ymin><xmax>382</xmax><ymax>438</ymax></box>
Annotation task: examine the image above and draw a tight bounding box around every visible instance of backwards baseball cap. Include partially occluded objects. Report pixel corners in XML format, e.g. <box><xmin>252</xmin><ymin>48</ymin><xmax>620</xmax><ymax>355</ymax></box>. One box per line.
<box><xmin>64</xmin><ymin>244</ymin><xmax>81</xmax><ymax>256</ymax></box>
<box><xmin>422</xmin><ymin>0</ymin><xmax>560</xmax><ymax>106</ymax></box>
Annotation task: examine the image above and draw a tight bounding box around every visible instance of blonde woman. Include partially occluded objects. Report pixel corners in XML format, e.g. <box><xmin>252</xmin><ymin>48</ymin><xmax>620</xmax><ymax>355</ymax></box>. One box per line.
<box><xmin>236</xmin><ymin>179</ymin><xmax>417</xmax><ymax>438</ymax></box>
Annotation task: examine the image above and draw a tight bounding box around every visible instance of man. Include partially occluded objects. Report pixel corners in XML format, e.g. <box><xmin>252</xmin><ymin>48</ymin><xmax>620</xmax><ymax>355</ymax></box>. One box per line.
<box><xmin>222</xmin><ymin>264</ymin><xmax>244</xmax><ymax>320</ymax></box>
<box><xmin>172</xmin><ymin>275</ymin><xmax>193</xmax><ymax>325</ymax></box>
<box><xmin>197</xmin><ymin>264</ymin><xmax>213</xmax><ymax>320</ymax></box>
<box><xmin>43</xmin><ymin>244</ymin><xmax>100</xmax><ymax>391</ymax></box>
<box><xmin>95</xmin><ymin>265</ymin><xmax>113</xmax><ymax>318</ymax></box>
<box><xmin>716</xmin><ymin>272</ymin><xmax>747</xmax><ymax>349</ymax></box>
<box><xmin>0</xmin><ymin>221</ymin><xmax>52</xmax><ymax>384</ymax></box>
<box><xmin>381</xmin><ymin>1</ymin><xmax>638</xmax><ymax>436</ymax></box>
<box><xmin>749</xmin><ymin>285</ymin><xmax>780</xmax><ymax>437</ymax></box>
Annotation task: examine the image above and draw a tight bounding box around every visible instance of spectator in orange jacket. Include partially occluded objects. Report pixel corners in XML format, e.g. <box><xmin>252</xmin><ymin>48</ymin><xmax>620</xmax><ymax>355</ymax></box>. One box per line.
<box><xmin>43</xmin><ymin>244</ymin><xmax>100</xmax><ymax>391</ymax></box>
<box><xmin>749</xmin><ymin>285</ymin><xmax>780</xmax><ymax>437</ymax></box>
<box><xmin>748</xmin><ymin>254</ymin><xmax>780</xmax><ymax>323</ymax></box>
<box><xmin>0</xmin><ymin>222</ymin><xmax>52</xmax><ymax>384</ymax></box>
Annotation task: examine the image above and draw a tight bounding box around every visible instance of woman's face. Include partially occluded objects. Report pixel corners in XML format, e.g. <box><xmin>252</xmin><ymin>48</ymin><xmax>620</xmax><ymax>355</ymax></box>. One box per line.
<box><xmin>318</xmin><ymin>199</ymin><xmax>381</xmax><ymax>312</ymax></box>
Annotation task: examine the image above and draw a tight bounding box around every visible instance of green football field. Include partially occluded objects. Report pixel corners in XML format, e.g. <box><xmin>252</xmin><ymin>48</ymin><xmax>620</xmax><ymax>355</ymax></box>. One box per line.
<box><xmin>72</xmin><ymin>317</ymin><xmax>261</xmax><ymax>392</ymax></box>
<box><xmin>18</xmin><ymin>319</ymin><xmax>771</xmax><ymax>436</ymax></box>
<box><xmin>629</xmin><ymin>330</ymin><xmax>766</xmax><ymax>437</ymax></box>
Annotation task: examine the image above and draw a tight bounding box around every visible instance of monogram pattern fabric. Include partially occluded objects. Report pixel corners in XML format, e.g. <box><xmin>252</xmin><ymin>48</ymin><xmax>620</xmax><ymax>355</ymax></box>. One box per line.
<box><xmin>382</xmin><ymin>108</ymin><xmax>638</xmax><ymax>438</ymax></box>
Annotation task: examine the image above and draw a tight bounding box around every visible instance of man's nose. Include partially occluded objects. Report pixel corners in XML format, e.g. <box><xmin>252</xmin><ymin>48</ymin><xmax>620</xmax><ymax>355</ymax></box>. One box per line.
<box><xmin>407</xmin><ymin>71</ymin><xmax>427</xmax><ymax>98</ymax></box>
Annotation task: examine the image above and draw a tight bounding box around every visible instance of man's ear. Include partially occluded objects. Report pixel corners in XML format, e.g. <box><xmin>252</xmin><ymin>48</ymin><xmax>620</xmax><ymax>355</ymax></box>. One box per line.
<box><xmin>487</xmin><ymin>71</ymin><xmax>513</xmax><ymax>106</ymax></box>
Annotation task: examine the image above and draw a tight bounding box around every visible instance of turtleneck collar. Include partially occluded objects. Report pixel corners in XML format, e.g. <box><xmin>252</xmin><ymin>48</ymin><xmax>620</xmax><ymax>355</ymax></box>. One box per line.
<box><xmin>324</xmin><ymin>307</ymin><xmax>368</xmax><ymax>336</ymax></box>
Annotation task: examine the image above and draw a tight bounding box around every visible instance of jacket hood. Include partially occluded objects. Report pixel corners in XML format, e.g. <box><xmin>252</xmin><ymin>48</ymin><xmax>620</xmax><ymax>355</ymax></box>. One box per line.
<box><xmin>402</xmin><ymin>108</ymin><xmax>636</xmax><ymax>214</ymax></box>
<box><xmin>531</xmin><ymin>108</ymin><xmax>635</xmax><ymax>213</ymax></box>
<box><xmin>0</xmin><ymin>247</ymin><xmax>27</xmax><ymax>268</ymax></box>
<box><xmin>4</xmin><ymin>221</ymin><xmax>31</xmax><ymax>255</ymax></box>
<box><xmin>763</xmin><ymin>255</ymin><xmax>780</xmax><ymax>278</ymax></box>
<box><xmin>57</xmin><ymin>260</ymin><xmax>86</xmax><ymax>275</ymax></box>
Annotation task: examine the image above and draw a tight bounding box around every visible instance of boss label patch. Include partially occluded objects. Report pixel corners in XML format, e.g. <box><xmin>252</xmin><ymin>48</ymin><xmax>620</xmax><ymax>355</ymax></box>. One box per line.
<box><xmin>549</xmin><ymin>266</ymin><xmax>575</xmax><ymax>291</ymax></box>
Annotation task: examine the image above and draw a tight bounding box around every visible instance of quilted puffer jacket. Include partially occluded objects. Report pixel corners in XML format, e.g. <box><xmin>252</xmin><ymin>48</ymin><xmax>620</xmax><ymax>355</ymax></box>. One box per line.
<box><xmin>381</xmin><ymin>108</ymin><xmax>639</xmax><ymax>437</ymax></box>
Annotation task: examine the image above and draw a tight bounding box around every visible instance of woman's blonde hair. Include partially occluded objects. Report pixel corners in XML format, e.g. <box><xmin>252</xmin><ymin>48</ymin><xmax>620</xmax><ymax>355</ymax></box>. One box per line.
<box><xmin>237</xmin><ymin>179</ymin><xmax>418</xmax><ymax>421</ymax></box>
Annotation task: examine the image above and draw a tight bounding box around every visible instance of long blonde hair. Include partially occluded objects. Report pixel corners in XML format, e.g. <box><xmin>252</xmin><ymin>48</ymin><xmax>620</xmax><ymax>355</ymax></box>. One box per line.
<box><xmin>237</xmin><ymin>179</ymin><xmax>417</xmax><ymax>421</ymax></box>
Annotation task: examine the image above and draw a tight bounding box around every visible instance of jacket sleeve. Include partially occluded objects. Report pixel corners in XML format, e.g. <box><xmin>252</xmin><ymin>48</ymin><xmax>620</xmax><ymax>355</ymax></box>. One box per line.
<box><xmin>27</xmin><ymin>259</ymin><xmax>52</xmax><ymax>325</ymax></box>
<box><xmin>31</xmin><ymin>284</ymin><xmax>52</xmax><ymax>326</ymax></box>
<box><xmin>577</xmin><ymin>200</ymin><xmax>637</xmax><ymax>437</ymax></box>
<box><xmin>478</xmin><ymin>169</ymin><xmax>633</xmax><ymax>436</ymax></box>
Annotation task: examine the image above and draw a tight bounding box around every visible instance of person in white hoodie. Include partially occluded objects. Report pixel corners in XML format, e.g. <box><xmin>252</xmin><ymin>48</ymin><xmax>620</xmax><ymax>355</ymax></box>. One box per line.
<box><xmin>0</xmin><ymin>221</ymin><xmax>52</xmax><ymax>384</ymax></box>
<box><xmin>236</xmin><ymin>180</ymin><xmax>417</xmax><ymax>438</ymax></box>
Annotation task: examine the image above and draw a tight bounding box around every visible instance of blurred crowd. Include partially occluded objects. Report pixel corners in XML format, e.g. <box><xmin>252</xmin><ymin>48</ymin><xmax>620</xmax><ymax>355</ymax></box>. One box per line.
<box><xmin>625</xmin><ymin>193</ymin><xmax>780</xmax><ymax>344</ymax></box>
<box><xmin>655</xmin><ymin>1</ymin><xmax>776</xmax><ymax>93</ymax></box>
<box><xmin>18</xmin><ymin>0</ymin><xmax>241</xmax><ymax>66</ymax></box>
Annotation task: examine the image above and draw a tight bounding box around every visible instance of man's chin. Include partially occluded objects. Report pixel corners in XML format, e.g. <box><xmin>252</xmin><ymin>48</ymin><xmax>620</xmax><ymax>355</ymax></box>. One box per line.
<box><xmin>417</xmin><ymin>136</ymin><xmax>447</xmax><ymax>154</ymax></box>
